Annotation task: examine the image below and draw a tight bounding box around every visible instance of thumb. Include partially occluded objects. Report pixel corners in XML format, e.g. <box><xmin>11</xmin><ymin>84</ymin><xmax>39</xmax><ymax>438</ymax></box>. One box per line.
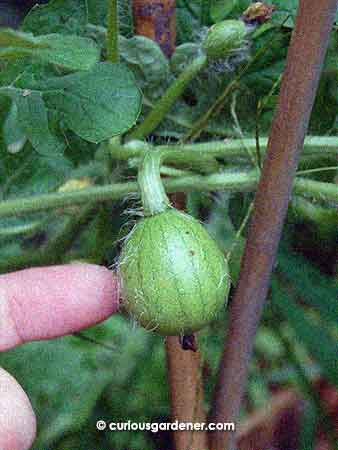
<box><xmin>0</xmin><ymin>367</ymin><xmax>36</xmax><ymax>450</ymax></box>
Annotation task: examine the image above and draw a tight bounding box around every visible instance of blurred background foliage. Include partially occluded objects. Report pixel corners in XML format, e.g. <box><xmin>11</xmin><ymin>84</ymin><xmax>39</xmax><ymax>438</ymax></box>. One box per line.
<box><xmin>0</xmin><ymin>1</ymin><xmax>337</xmax><ymax>449</ymax></box>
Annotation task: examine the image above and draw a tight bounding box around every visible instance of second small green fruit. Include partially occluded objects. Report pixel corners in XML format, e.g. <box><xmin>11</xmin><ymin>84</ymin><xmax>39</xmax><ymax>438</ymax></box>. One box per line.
<box><xmin>202</xmin><ymin>19</ymin><xmax>247</xmax><ymax>59</ymax></box>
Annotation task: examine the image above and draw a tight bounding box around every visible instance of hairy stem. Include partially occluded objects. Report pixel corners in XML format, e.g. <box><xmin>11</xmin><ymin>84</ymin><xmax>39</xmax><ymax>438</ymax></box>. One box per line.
<box><xmin>107</xmin><ymin>0</ymin><xmax>119</xmax><ymax>63</ymax></box>
<box><xmin>200</xmin><ymin>0</ymin><xmax>211</xmax><ymax>26</ymax></box>
<box><xmin>111</xmin><ymin>136</ymin><xmax>337</xmax><ymax>163</ymax></box>
<box><xmin>127</xmin><ymin>54</ymin><xmax>208</xmax><ymax>141</ymax></box>
<box><xmin>138</xmin><ymin>151</ymin><xmax>171</xmax><ymax>216</ymax></box>
<box><xmin>1</xmin><ymin>172</ymin><xmax>337</xmax><ymax>220</ymax></box>
<box><xmin>293</xmin><ymin>177</ymin><xmax>338</xmax><ymax>203</ymax></box>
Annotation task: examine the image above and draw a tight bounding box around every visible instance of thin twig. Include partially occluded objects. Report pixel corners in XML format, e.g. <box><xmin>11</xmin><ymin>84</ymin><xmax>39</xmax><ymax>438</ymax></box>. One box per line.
<box><xmin>255</xmin><ymin>74</ymin><xmax>282</xmax><ymax>168</ymax></box>
<box><xmin>209</xmin><ymin>2</ymin><xmax>338</xmax><ymax>449</ymax></box>
<box><xmin>226</xmin><ymin>201</ymin><xmax>254</xmax><ymax>261</ymax></box>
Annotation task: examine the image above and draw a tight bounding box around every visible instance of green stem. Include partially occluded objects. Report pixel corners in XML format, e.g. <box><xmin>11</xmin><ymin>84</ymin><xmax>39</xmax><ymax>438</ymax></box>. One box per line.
<box><xmin>110</xmin><ymin>136</ymin><xmax>338</xmax><ymax>163</ymax></box>
<box><xmin>160</xmin><ymin>165</ymin><xmax>195</xmax><ymax>177</ymax></box>
<box><xmin>110</xmin><ymin>138</ymin><xmax>220</xmax><ymax>173</ymax></box>
<box><xmin>179</xmin><ymin>0</ymin><xmax>199</xmax><ymax>19</ymax></box>
<box><xmin>291</xmin><ymin>195</ymin><xmax>338</xmax><ymax>225</ymax></box>
<box><xmin>200</xmin><ymin>0</ymin><xmax>211</xmax><ymax>26</ymax></box>
<box><xmin>127</xmin><ymin>54</ymin><xmax>208</xmax><ymax>141</ymax></box>
<box><xmin>256</xmin><ymin>75</ymin><xmax>283</xmax><ymax>168</ymax></box>
<box><xmin>0</xmin><ymin>170</ymin><xmax>259</xmax><ymax>219</ymax></box>
<box><xmin>226</xmin><ymin>201</ymin><xmax>254</xmax><ymax>260</ymax></box>
<box><xmin>0</xmin><ymin>205</ymin><xmax>96</xmax><ymax>273</ymax></box>
<box><xmin>141</xmin><ymin>96</ymin><xmax>235</xmax><ymax>137</ymax></box>
<box><xmin>296</xmin><ymin>166</ymin><xmax>338</xmax><ymax>175</ymax></box>
<box><xmin>0</xmin><ymin>171</ymin><xmax>337</xmax><ymax>220</ymax></box>
<box><xmin>182</xmin><ymin>78</ymin><xmax>239</xmax><ymax>142</ymax></box>
<box><xmin>107</xmin><ymin>0</ymin><xmax>119</xmax><ymax>63</ymax></box>
<box><xmin>293</xmin><ymin>177</ymin><xmax>338</xmax><ymax>203</ymax></box>
<box><xmin>138</xmin><ymin>151</ymin><xmax>171</xmax><ymax>216</ymax></box>
<box><xmin>0</xmin><ymin>219</ymin><xmax>45</xmax><ymax>238</ymax></box>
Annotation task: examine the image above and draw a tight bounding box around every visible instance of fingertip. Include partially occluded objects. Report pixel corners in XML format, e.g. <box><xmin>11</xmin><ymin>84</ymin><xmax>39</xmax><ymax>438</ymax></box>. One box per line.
<box><xmin>0</xmin><ymin>264</ymin><xmax>120</xmax><ymax>349</ymax></box>
<box><xmin>0</xmin><ymin>367</ymin><xmax>36</xmax><ymax>450</ymax></box>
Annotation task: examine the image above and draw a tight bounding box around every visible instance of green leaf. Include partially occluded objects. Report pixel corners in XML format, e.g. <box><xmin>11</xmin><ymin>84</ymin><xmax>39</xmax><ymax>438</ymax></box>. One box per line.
<box><xmin>0</xmin><ymin>29</ymin><xmax>100</xmax><ymax>71</ymax></box>
<box><xmin>0</xmin><ymin>87</ymin><xmax>64</xmax><ymax>156</ymax></box>
<box><xmin>271</xmin><ymin>280</ymin><xmax>338</xmax><ymax>387</ymax></box>
<box><xmin>298</xmin><ymin>401</ymin><xmax>318</xmax><ymax>450</ymax></box>
<box><xmin>210</xmin><ymin>0</ymin><xmax>250</xmax><ymax>22</ymax></box>
<box><xmin>22</xmin><ymin>0</ymin><xmax>90</xmax><ymax>36</ymax></box>
<box><xmin>22</xmin><ymin>0</ymin><xmax>132</xmax><ymax>39</ymax></box>
<box><xmin>15</xmin><ymin>91</ymin><xmax>64</xmax><ymax>156</ymax></box>
<box><xmin>171</xmin><ymin>43</ymin><xmax>201</xmax><ymax>75</ymax></box>
<box><xmin>42</xmin><ymin>62</ymin><xmax>142</xmax><ymax>143</ymax></box>
<box><xmin>0</xmin><ymin>28</ymin><xmax>47</xmax><ymax>49</ymax></box>
<box><xmin>119</xmin><ymin>35</ymin><xmax>170</xmax><ymax>98</ymax></box>
<box><xmin>3</xmin><ymin>102</ymin><xmax>27</xmax><ymax>154</ymax></box>
<box><xmin>277</xmin><ymin>249</ymin><xmax>338</xmax><ymax>325</ymax></box>
<box><xmin>176</xmin><ymin>7</ymin><xmax>200</xmax><ymax>44</ymax></box>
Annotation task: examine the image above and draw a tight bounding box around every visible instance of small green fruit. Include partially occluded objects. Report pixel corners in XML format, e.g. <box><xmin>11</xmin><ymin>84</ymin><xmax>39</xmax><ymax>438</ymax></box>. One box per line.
<box><xmin>119</xmin><ymin>209</ymin><xmax>230</xmax><ymax>335</ymax></box>
<box><xmin>202</xmin><ymin>19</ymin><xmax>247</xmax><ymax>60</ymax></box>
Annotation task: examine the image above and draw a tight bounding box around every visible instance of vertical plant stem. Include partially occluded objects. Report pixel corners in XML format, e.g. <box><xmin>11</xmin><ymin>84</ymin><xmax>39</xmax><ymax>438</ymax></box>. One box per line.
<box><xmin>209</xmin><ymin>2</ymin><xmax>338</xmax><ymax>449</ymax></box>
<box><xmin>128</xmin><ymin>54</ymin><xmax>207</xmax><ymax>141</ymax></box>
<box><xmin>107</xmin><ymin>0</ymin><xmax>119</xmax><ymax>63</ymax></box>
<box><xmin>200</xmin><ymin>0</ymin><xmax>211</xmax><ymax>26</ymax></box>
<box><xmin>180</xmin><ymin>0</ymin><xmax>198</xmax><ymax>19</ymax></box>
<box><xmin>182</xmin><ymin>78</ymin><xmax>239</xmax><ymax>143</ymax></box>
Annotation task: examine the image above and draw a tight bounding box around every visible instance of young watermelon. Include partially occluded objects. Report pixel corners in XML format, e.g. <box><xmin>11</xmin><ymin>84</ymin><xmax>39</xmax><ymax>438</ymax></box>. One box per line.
<box><xmin>119</xmin><ymin>152</ymin><xmax>230</xmax><ymax>336</ymax></box>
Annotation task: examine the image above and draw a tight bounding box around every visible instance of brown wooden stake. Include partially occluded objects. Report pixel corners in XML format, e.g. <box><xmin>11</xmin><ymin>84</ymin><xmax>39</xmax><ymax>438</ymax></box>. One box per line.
<box><xmin>166</xmin><ymin>337</ymin><xmax>209</xmax><ymax>450</ymax></box>
<box><xmin>132</xmin><ymin>3</ymin><xmax>207</xmax><ymax>449</ymax></box>
<box><xmin>133</xmin><ymin>0</ymin><xmax>176</xmax><ymax>57</ymax></box>
<box><xmin>209</xmin><ymin>1</ymin><xmax>338</xmax><ymax>449</ymax></box>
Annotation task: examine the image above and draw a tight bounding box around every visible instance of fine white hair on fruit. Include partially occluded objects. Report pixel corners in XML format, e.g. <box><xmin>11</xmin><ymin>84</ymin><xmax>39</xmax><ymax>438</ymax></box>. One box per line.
<box><xmin>127</xmin><ymin>296</ymin><xmax>162</xmax><ymax>335</ymax></box>
<box><xmin>119</xmin><ymin>208</ymin><xmax>230</xmax><ymax>335</ymax></box>
<box><xmin>145</xmin><ymin>320</ymin><xmax>161</xmax><ymax>333</ymax></box>
<box><xmin>217</xmin><ymin>269</ymin><xmax>231</xmax><ymax>289</ymax></box>
<box><xmin>122</xmin><ymin>207</ymin><xmax>144</xmax><ymax>218</ymax></box>
<box><xmin>120</xmin><ymin>191</ymin><xmax>141</xmax><ymax>205</ymax></box>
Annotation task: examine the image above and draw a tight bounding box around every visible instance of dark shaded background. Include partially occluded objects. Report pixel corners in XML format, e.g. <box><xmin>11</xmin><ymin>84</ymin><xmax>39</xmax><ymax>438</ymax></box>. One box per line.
<box><xmin>0</xmin><ymin>0</ymin><xmax>49</xmax><ymax>27</ymax></box>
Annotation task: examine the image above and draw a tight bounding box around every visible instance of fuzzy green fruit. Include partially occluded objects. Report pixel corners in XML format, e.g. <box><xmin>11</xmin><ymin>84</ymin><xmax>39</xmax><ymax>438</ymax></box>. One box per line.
<box><xmin>119</xmin><ymin>209</ymin><xmax>230</xmax><ymax>335</ymax></box>
<box><xmin>202</xmin><ymin>19</ymin><xmax>247</xmax><ymax>60</ymax></box>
